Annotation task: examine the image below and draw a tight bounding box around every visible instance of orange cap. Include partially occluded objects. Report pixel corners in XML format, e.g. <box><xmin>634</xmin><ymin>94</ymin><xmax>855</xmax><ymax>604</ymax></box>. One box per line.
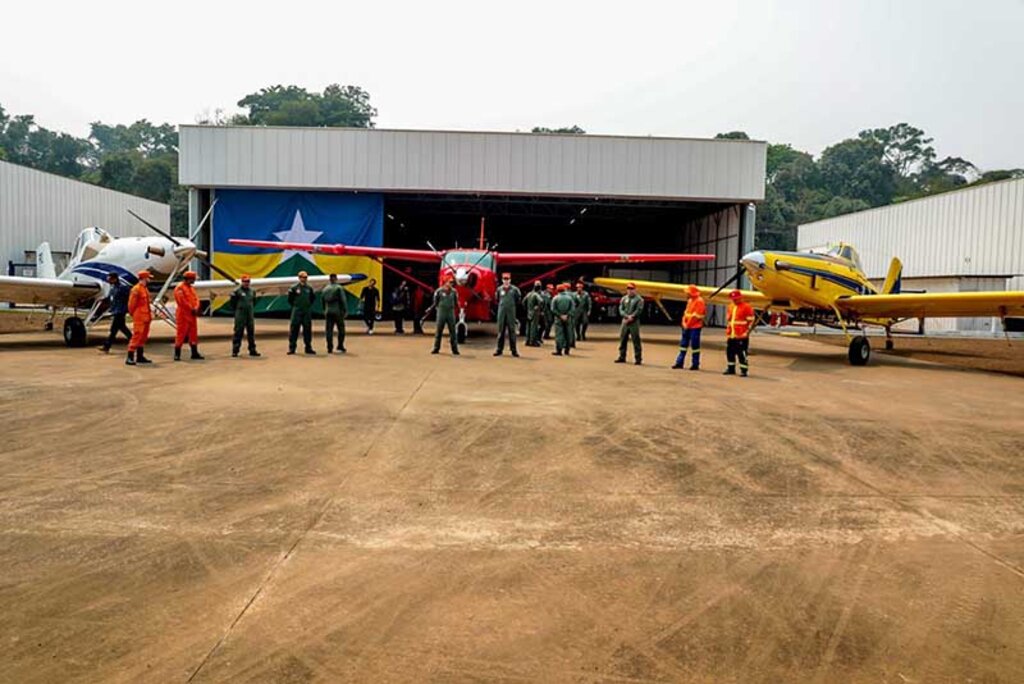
<box><xmin>183</xmin><ymin>271</ymin><xmax>197</xmax><ymax>280</ymax></box>
<box><xmin>240</xmin><ymin>274</ymin><xmax>251</xmax><ymax>280</ymax></box>
<box><xmin>729</xmin><ymin>289</ymin><xmax>743</xmax><ymax>300</ymax></box>
<box><xmin>137</xmin><ymin>270</ymin><xmax>151</xmax><ymax>279</ymax></box>
<box><xmin>687</xmin><ymin>285</ymin><xmax>700</xmax><ymax>297</ymax></box>
<box><xmin>626</xmin><ymin>282</ymin><xmax>636</xmax><ymax>289</ymax></box>
<box><xmin>556</xmin><ymin>283</ymin><xmax>567</xmax><ymax>291</ymax></box>
<box><xmin>502</xmin><ymin>272</ymin><xmax>511</xmax><ymax>278</ymax></box>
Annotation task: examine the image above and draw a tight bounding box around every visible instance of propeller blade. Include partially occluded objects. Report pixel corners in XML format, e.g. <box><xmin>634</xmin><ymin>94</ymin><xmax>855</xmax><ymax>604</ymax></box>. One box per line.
<box><xmin>708</xmin><ymin>266</ymin><xmax>743</xmax><ymax>301</ymax></box>
<box><xmin>127</xmin><ymin>209</ymin><xmax>182</xmax><ymax>247</ymax></box>
<box><xmin>188</xmin><ymin>198</ymin><xmax>219</xmax><ymax>244</ymax></box>
<box><xmin>195</xmin><ymin>253</ymin><xmax>238</xmax><ymax>284</ymax></box>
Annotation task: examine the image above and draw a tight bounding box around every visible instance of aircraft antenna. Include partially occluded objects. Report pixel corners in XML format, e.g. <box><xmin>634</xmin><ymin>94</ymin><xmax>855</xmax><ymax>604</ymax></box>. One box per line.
<box><xmin>478</xmin><ymin>216</ymin><xmax>486</xmax><ymax>250</ymax></box>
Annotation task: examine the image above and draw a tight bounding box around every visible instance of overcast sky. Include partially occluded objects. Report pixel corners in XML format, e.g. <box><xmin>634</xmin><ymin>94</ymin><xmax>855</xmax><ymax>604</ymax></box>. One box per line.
<box><xmin>2</xmin><ymin>0</ymin><xmax>1021</xmax><ymax>170</ymax></box>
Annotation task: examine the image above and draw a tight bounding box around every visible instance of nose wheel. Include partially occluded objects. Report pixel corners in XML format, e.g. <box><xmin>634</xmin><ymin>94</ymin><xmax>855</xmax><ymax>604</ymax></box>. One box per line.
<box><xmin>63</xmin><ymin>316</ymin><xmax>88</xmax><ymax>347</ymax></box>
<box><xmin>456</xmin><ymin>309</ymin><xmax>468</xmax><ymax>344</ymax></box>
<box><xmin>848</xmin><ymin>336</ymin><xmax>871</xmax><ymax>366</ymax></box>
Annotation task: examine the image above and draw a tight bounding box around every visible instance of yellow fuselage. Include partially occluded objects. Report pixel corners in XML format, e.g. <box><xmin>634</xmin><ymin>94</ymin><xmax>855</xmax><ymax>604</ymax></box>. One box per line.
<box><xmin>741</xmin><ymin>250</ymin><xmax>876</xmax><ymax>311</ymax></box>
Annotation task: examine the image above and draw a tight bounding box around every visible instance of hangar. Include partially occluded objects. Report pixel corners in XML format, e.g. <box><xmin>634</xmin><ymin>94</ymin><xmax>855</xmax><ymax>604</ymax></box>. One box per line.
<box><xmin>178</xmin><ymin>126</ymin><xmax>766</xmax><ymax>318</ymax></box>
<box><xmin>1</xmin><ymin>159</ymin><xmax>169</xmax><ymax>281</ymax></box>
<box><xmin>798</xmin><ymin>177</ymin><xmax>1024</xmax><ymax>333</ymax></box>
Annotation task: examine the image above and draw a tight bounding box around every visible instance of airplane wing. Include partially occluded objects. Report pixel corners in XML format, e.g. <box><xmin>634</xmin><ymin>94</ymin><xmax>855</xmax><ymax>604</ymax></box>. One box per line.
<box><xmin>496</xmin><ymin>252</ymin><xmax>715</xmax><ymax>266</ymax></box>
<box><xmin>835</xmin><ymin>291</ymin><xmax>1024</xmax><ymax>319</ymax></box>
<box><xmin>0</xmin><ymin>275</ymin><xmax>101</xmax><ymax>308</ymax></box>
<box><xmin>228</xmin><ymin>239</ymin><xmax>442</xmax><ymax>264</ymax></box>
<box><xmin>594</xmin><ymin>277</ymin><xmax>773</xmax><ymax>309</ymax></box>
<box><xmin>186</xmin><ymin>274</ymin><xmax>368</xmax><ymax>301</ymax></box>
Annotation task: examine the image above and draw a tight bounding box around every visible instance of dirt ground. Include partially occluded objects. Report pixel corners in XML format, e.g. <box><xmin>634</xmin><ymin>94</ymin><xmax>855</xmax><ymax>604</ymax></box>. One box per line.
<box><xmin>1</xmin><ymin>319</ymin><xmax>1022</xmax><ymax>683</ymax></box>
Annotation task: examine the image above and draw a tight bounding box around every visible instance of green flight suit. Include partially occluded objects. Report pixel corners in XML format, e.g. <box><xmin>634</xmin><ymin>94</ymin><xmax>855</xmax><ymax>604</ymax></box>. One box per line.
<box><xmin>574</xmin><ymin>289</ymin><xmax>592</xmax><ymax>341</ymax></box>
<box><xmin>617</xmin><ymin>292</ymin><xmax>644</xmax><ymax>362</ymax></box>
<box><xmin>494</xmin><ymin>283</ymin><xmax>521</xmax><ymax>355</ymax></box>
<box><xmin>287</xmin><ymin>283</ymin><xmax>316</xmax><ymax>352</ymax></box>
<box><xmin>541</xmin><ymin>290</ymin><xmax>553</xmax><ymax>338</ymax></box>
<box><xmin>230</xmin><ymin>285</ymin><xmax>258</xmax><ymax>355</ymax></box>
<box><xmin>550</xmin><ymin>291</ymin><xmax>575</xmax><ymax>354</ymax></box>
<box><xmin>524</xmin><ymin>289</ymin><xmax>544</xmax><ymax>345</ymax></box>
<box><xmin>568</xmin><ymin>291</ymin><xmax>580</xmax><ymax>347</ymax></box>
<box><xmin>432</xmin><ymin>286</ymin><xmax>459</xmax><ymax>354</ymax></box>
<box><xmin>321</xmin><ymin>282</ymin><xmax>347</xmax><ymax>353</ymax></box>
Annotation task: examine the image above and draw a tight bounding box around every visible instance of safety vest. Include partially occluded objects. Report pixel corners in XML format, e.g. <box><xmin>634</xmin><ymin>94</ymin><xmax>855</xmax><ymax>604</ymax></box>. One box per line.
<box><xmin>726</xmin><ymin>302</ymin><xmax>755</xmax><ymax>339</ymax></box>
<box><xmin>682</xmin><ymin>297</ymin><xmax>706</xmax><ymax>329</ymax></box>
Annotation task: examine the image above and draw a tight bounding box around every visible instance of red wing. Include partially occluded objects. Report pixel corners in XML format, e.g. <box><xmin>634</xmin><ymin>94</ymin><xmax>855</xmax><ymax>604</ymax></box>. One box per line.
<box><xmin>228</xmin><ymin>239</ymin><xmax>443</xmax><ymax>264</ymax></box>
<box><xmin>494</xmin><ymin>252</ymin><xmax>715</xmax><ymax>266</ymax></box>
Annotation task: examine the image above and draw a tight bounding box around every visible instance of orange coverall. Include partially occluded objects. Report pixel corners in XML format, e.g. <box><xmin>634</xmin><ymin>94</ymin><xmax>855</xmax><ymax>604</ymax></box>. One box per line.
<box><xmin>174</xmin><ymin>282</ymin><xmax>200</xmax><ymax>347</ymax></box>
<box><xmin>127</xmin><ymin>282</ymin><xmax>152</xmax><ymax>352</ymax></box>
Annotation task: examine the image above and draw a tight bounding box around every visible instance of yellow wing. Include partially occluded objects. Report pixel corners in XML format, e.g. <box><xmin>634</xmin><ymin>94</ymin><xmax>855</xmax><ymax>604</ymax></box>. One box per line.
<box><xmin>594</xmin><ymin>277</ymin><xmax>773</xmax><ymax>309</ymax></box>
<box><xmin>836</xmin><ymin>291</ymin><xmax>1024</xmax><ymax>319</ymax></box>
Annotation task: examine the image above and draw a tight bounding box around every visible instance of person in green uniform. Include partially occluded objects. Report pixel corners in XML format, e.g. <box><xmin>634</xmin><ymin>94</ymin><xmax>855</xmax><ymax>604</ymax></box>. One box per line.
<box><xmin>493</xmin><ymin>272</ymin><xmax>521</xmax><ymax>357</ymax></box>
<box><xmin>615</xmin><ymin>282</ymin><xmax>643</xmax><ymax>365</ymax></box>
<box><xmin>431</xmin><ymin>277</ymin><xmax>460</xmax><ymax>355</ymax></box>
<box><xmin>524</xmin><ymin>281</ymin><xmax>545</xmax><ymax>347</ymax></box>
<box><xmin>566</xmin><ymin>282</ymin><xmax>580</xmax><ymax>348</ymax></box>
<box><xmin>550</xmin><ymin>283</ymin><xmax>575</xmax><ymax>356</ymax></box>
<box><xmin>541</xmin><ymin>283</ymin><xmax>554</xmax><ymax>339</ymax></box>
<box><xmin>321</xmin><ymin>273</ymin><xmax>347</xmax><ymax>354</ymax></box>
<box><xmin>287</xmin><ymin>271</ymin><xmax>316</xmax><ymax>355</ymax></box>
<box><xmin>574</xmin><ymin>281</ymin><xmax>592</xmax><ymax>342</ymax></box>
<box><xmin>230</xmin><ymin>274</ymin><xmax>261</xmax><ymax>357</ymax></box>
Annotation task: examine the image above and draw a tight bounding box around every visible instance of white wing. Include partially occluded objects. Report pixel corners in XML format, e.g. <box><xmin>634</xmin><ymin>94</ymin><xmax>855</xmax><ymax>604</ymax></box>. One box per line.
<box><xmin>188</xmin><ymin>274</ymin><xmax>367</xmax><ymax>301</ymax></box>
<box><xmin>0</xmin><ymin>275</ymin><xmax>101</xmax><ymax>308</ymax></box>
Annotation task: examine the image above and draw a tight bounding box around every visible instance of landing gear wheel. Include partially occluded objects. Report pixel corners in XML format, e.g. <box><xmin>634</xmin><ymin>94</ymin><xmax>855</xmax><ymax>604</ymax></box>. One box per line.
<box><xmin>63</xmin><ymin>317</ymin><xmax>87</xmax><ymax>347</ymax></box>
<box><xmin>885</xmin><ymin>339</ymin><xmax>894</xmax><ymax>351</ymax></box>
<box><xmin>456</xmin><ymin>322</ymin><xmax>467</xmax><ymax>344</ymax></box>
<box><xmin>848</xmin><ymin>336</ymin><xmax>870</xmax><ymax>366</ymax></box>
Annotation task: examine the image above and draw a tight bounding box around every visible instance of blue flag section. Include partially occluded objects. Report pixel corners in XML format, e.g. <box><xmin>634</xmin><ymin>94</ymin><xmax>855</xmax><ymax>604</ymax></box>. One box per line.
<box><xmin>211</xmin><ymin>190</ymin><xmax>384</xmax><ymax>315</ymax></box>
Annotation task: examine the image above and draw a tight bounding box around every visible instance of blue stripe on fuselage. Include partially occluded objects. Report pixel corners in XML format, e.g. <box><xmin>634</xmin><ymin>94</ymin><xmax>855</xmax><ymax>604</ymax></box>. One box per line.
<box><xmin>72</xmin><ymin>262</ymin><xmax>138</xmax><ymax>285</ymax></box>
<box><xmin>782</xmin><ymin>264</ymin><xmax>871</xmax><ymax>295</ymax></box>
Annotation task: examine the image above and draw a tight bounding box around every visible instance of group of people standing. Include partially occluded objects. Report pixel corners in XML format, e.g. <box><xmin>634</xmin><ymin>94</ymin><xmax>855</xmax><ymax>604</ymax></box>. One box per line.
<box><xmin>106</xmin><ymin>269</ymin><xmax>756</xmax><ymax>375</ymax></box>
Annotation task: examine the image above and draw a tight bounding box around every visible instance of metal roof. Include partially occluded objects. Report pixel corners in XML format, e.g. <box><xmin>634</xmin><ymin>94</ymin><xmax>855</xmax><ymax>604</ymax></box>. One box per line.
<box><xmin>179</xmin><ymin>125</ymin><xmax>766</xmax><ymax>202</ymax></box>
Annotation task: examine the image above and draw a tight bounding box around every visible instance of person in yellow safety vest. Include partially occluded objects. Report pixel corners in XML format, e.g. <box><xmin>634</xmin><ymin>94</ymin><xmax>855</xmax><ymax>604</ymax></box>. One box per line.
<box><xmin>672</xmin><ymin>285</ymin><xmax>705</xmax><ymax>370</ymax></box>
<box><xmin>724</xmin><ymin>289</ymin><xmax>756</xmax><ymax>377</ymax></box>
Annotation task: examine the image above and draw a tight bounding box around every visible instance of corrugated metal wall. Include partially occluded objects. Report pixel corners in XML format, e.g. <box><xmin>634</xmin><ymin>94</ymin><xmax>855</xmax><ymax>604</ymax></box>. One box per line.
<box><xmin>0</xmin><ymin>160</ymin><xmax>170</xmax><ymax>270</ymax></box>
<box><xmin>180</xmin><ymin>126</ymin><xmax>766</xmax><ymax>203</ymax></box>
<box><xmin>797</xmin><ymin>178</ymin><xmax>1024</xmax><ymax>293</ymax></box>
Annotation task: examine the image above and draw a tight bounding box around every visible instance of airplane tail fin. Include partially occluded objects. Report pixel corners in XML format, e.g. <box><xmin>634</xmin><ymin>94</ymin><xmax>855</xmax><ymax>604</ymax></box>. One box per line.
<box><xmin>35</xmin><ymin>242</ymin><xmax>57</xmax><ymax>279</ymax></box>
<box><xmin>881</xmin><ymin>257</ymin><xmax>902</xmax><ymax>294</ymax></box>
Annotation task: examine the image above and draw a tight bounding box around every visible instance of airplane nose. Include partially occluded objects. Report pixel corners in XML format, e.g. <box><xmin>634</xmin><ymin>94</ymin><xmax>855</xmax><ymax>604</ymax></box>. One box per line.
<box><xmin>455</xmin><ymin>267</ymin><xmax>469</xmax><ymax>285</ymax></box>
<box><xmin>741</xmin><ymin>251</ymin><xmax>765</xmax><ymax>270</ymax></box>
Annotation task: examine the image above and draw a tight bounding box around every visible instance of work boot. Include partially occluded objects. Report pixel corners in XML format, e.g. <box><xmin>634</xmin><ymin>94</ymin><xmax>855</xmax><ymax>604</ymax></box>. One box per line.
<box><xmin>327</xmin><ymin>345</ymin><xmax>333</xmax><ymax>354</ymax></box>
<box><xmin>249</xmin><ymin>350</ymin><xmax>261</xmax><ymax>357</ymax></box>
<box><xmin>338</xmin><ymin>346</ymin><xmax>346</xmax><ymax>353</ymax></box>
<box><xmin>671</xmin><ymin>363</ymin><xmax>683</xmax><ymax>369</ymax></box>
<box><xmin>125</xmin><ymin>350</ymin><xmax>136</xmax><ymax>366</ymax></box>
<box><xmin>689</xmin><ymin>365</ymin><xmax>700</xmax><ymax>371</ymax></box>
<box><xmin>723</xmin><ymin>367</ymin><xmax>736</xmax><ymax>375</ymax></box>
<box><xmin>232</xmin><ymin>345</ymin><xmax>240</xmax><ymax>357</ymax></box>
<box><xmin>305</xmin><ymin>348</ymin><xmax>317</xmax><ymax>355</ymax></box>
<box><xmin>635</xmin><ymin>359</ymin><xmax>642</xmax><ymax>366</ymax></box>
<box><xmin>101</xmin><ymin>344</ymin><xmax>111</xmax><ymax>354</ymax></box>
<box><xmin>232</xmin><ymin>351</ymin><xmax>239</xmax><ymax>357</ymax></box>
<box><xmin>136</xmin><ymin>348</ymin><xmax>152</xmax><ymax>364</ymax></box>
<box><xmin>512</xmin><ymin>351</ymin><xmax>519</xmax><ymax>358</ymax></box>
<box><xmin>431</xmin><ymin>348</ymin><xmax>439</xmax><ymax>354</ymax></box>
<box><xmin>614</xmin><ymin>357</ymin><xmax>626</xmax><ymax>363</ymax></box>
<box><xmin>452</xmin><ymin>349</ymin><xmax>460</xmax><ymax>356</ymax></box>
<box><xmin>741</xmin><ymin>369</ymin><xmax>748</xmax><ymax>377</ymax></box>
<box><xmin>174</xmin><ymin>346</ymin><xmax>182</xmax><ymax>361</ymax></box>
<box><xmin>190</xmin><ymin>345</ymin><xmax>204</xmax><ymax>360</ymax></box>
<box><xmin>493</xmin><ymin>350</ymin><xmax>502</xmax><ymax>356</ymax></box>
<box><xmin>287</xmin><ymin>349</ymin><xmax>296</xmax><ymax>355</ymax></box>
<box><xmin>552</xmin><ymin>351</ymin><xmax>562</xmax><ymax>356</ymax></box>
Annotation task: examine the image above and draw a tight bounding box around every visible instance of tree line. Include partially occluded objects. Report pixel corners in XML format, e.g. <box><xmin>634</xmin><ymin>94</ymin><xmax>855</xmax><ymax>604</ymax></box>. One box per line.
<box><xmin>1</xmin><ymin>86</ymin><xmax>1020</xmax><ymax>246</ymax></box>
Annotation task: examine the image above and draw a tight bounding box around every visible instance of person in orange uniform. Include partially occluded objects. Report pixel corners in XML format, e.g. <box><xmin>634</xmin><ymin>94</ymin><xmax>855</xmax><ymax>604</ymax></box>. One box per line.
<box><xmin>173</xmin><ymin>271</ymin><xmax>204</xmax><ymax>361</ymax></box>
<box><xmin>672</xmin><ymin>285</ymin><xmax>706</xmax><ymax>371</ymax></box>
<box><xmin>126</xmin><ymin>270</ymin><xmax>154</xmax><ymax>366</ymax></box>
<box><xmin>724</xmin><ymin>289</ymin><xmax>756</xmax><ymax>377</ymax></box>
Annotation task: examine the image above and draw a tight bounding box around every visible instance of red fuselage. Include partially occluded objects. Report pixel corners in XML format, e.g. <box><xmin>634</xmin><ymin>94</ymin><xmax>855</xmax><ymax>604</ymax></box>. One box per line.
<box><xmin>438</xmin><ymin>249</ymin><xmax>499</xmax><ymax>321</ymax></box>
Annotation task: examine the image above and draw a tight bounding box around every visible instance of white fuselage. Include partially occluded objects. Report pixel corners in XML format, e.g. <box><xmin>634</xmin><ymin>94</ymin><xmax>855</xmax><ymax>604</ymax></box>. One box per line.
<box><xmin>62</xmin><ymin>233</ymin><xmax>195</xmax><ymax>290</ymax></box>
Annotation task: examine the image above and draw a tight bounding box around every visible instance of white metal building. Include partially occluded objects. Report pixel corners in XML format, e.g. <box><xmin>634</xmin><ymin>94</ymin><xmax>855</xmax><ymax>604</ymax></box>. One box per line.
<box><xmin>798</xmin><ymin>177</ymin><xmax>1024</xmax><ymax>332</ymax></box>
<box><xmin>179</xmin><ymin>126</ymin><xmax>766</xmax><ymax>303</ymax></box>
<box><xmin>1</xmin><ymin>160</ymin><xmax>170</xmax><ymax>276</ymax></box>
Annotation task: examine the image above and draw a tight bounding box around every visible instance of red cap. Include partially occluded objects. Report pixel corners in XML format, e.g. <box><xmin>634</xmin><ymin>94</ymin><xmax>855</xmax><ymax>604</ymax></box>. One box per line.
<box><xmin>183</xmin><ymin>271</ymin><xmax>197</xmax><ymax>280</ymax></box>
<box><xmin>546</xmin><ymin>284</ymin><xmax>555</xmax><ymax>291</ymax></box>
<box><xmin>137</xmin><ymin>270</ymin><xmax>151</xmax><ymax>280</ymax></box>
<box><xmin>729</xmin><ymin>289</ymin><xmax>743</xmax><ymax>300</ymax></box>
<box><xmin>556</xmin><ymin>283</ymin><xmax>568</xmax><ymax>291</ymax></box>
<box><xmin>502</xmin><ymin>272</ymin><xmax>511</xmax><ymax>278</ymax></box>
<box><xmin>687</xmin><ymin>285</ymin><xmax>700</xmax><ymax>297</ymax></box>
<box><xmin>240</xmin><ymin>274</ymin><xmax>251</xmax><ymax>281</ymax></box>
<box><xmin>626</xmin><ymin>282</ymin><xmax>636</xmax><ymax>289</ymax></box>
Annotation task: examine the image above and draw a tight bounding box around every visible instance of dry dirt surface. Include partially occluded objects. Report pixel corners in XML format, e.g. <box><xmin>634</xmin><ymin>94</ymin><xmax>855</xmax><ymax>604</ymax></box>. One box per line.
<box><xmin>1</xmin><ymin>320</ymin><xmax>1023</xmax><ymax>683</ymax></box>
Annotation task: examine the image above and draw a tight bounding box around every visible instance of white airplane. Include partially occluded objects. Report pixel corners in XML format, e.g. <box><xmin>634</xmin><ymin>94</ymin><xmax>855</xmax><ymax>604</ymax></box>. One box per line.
<box><xmin>0</xmin><ymin>206</ymin><xmax>366</xmax><ymax>347</ymax></box>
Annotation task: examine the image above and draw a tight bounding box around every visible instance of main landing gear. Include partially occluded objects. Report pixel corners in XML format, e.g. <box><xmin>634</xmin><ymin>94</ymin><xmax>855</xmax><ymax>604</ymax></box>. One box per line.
<box><xmin>63</xmin><ymin>317</ymin><xmax>87</xmax><ymax>347</ymax></box>
<box><xmin>848</xmin><ymin>336</ymin><xmax>870</xmax><ymax>366</ymax></box>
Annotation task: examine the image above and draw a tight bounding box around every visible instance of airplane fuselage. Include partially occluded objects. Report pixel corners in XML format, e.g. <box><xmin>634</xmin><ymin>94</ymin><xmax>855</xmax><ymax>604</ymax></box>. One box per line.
<box><xmin>63</xmin><ymin>229</ymin><xmax>195</xmax><ymax>291</ymax></box>
<box><xmin>438</xmin><ymin>249</ymin><xmax>499</xmax><ymax>322</ymax></box>
<box><xmin>741</xmin><ymin>249</ymin><xmax>878</xmax><ymax>312</ymax></box>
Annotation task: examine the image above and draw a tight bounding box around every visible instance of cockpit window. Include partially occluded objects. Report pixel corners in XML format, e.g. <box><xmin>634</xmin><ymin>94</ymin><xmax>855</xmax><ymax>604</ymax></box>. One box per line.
<box><xmin>443</xmin><ymin>250</ymin><xmax>495</xmax><ymax>270</ymax></box>
<box><xmin>827</xmin><ymin>243</ymin><xmax>862</xmax><ymax>271</ymax></box>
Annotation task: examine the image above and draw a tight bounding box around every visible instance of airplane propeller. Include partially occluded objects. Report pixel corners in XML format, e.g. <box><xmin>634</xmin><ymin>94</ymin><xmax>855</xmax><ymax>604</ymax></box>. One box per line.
<box><xmin>127</xmin><ymin>207</ymin><xmax>237</xmax><ymax>284</ymax></box>
<box><xmin>707</xmin><ymin>265</ymin><xmax>744</xmax><ymax>301</ymax></box>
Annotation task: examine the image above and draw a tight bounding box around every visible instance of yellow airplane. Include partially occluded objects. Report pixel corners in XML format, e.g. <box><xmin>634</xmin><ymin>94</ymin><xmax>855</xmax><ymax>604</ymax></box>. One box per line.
<box><xmin>596</xmin><ymin>243</ymin><xmax>1024</xmax><ymax>365</ymax></box>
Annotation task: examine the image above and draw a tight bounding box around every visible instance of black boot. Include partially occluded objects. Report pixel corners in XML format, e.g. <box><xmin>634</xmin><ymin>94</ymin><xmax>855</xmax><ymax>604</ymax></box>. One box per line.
<box><xmin>190</xmin><ymin>345</ymin><xmax>204</xmax><ymax>360</ymax></box>
<box><xmin>614</xmin><ymin>357</ymin><xmax>626</xmax><ymax>363</ymax></box>
<box><xmin>125</xmin><ymin>350</ymin><xmax>136</xmax><ymax>366</ymax></box>
<box><xmin>232</xmin><ymin>346</ymin><xmax>240</xmax><ymax>357</ymax></box>
<box><xmin>723</xmin><ymin>367</ymin><xmax>736</xmax><ymax>375</ymax></box>
<box><xmin>137</xmin><ymin>347</ymin><xmax>152</xmax><ymax>364</ymax></box>
<box><xmin>174</xmin><ymin>346</ymin><xmax>181</xmax><ymax>362</ymax></box>
<box><xmin>249</xmin><ymin>349</ymin><xmax>261</xmax><ymax>357</ymax></box>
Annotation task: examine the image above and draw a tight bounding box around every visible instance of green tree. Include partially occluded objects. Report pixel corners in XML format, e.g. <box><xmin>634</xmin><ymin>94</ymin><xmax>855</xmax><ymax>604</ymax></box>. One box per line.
<box><xmin>818</xmin><ymin>137</ymin><xmax>896</xmax><ymax>207</ymax></box>
<box><xmin>235</xmin><ymin>84</ymin><xmax>376</xmax><ymax>128</ymax></box>
<box><xmin>531</xmin><ymin>125</ymin><xmax>585</xmax><ymax>134</ymax></box>
<box><xmin>714</xmin><ymin>131</ymin><xmax>750</xmax><ymax>140</ymax></box>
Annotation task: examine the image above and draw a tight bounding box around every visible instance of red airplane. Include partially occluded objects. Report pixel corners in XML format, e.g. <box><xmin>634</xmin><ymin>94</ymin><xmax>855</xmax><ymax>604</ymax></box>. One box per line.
<box><xmin>230</xmin><ymin>227</ymin><xmax>713</xmax><ymax>341</ymax></box>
